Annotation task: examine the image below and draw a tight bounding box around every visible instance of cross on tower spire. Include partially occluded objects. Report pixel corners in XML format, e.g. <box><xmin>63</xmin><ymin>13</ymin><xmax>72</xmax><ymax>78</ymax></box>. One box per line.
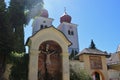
<box><xmin>64</xmin><ymin>7</ymin><xmax>67</xmax><ymax>14</ymax></box>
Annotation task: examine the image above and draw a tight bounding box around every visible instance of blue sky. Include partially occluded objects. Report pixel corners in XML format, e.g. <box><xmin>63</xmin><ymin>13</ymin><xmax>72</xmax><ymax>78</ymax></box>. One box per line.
<box><xmin>42</xmin><ymin>0</ymin><xmax>120</xmax><ymax>53</ymax></box>
<box><xmin>5</xmin><ymin>0</ymin><xmax>120</xmax><ymax>53</ymax></box>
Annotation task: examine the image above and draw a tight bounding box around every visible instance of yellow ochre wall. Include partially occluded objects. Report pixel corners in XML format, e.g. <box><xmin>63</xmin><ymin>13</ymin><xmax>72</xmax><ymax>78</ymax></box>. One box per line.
<box><xmin>80</xmin><ymin>54</ymin><xmax>108</xmax><ymax>80</ymax></box>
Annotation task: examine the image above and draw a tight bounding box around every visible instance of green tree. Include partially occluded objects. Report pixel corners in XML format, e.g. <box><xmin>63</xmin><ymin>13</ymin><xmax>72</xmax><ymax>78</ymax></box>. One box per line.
<box><xmin>70</xmin><ymin>68</ymin><xmax>92</xmax><ymax>80</ymax></box>
<box><xmin>7</xmin><ymin>0</ymin><xmax>44</xmax><ymax>80</ymax></box>
<box><xmin>69</xmin><ymin>49</ymin><xmax>75</xmax><ymax>60</ymax></box>
<box><xmin>8</xmin><ymin>0</ymin><xmax>26</xmax><ymax>53</ymax></box>
<box><xmin>0</xmin><ymin>2</ymin><xmax>6</xmax><ymax>75</ymax></box>
<box><xmin>89</xmin><ymin>39</ymin><xmax>96</xmax><ymax>49</ymax></box>
<box><xmin>9</xmin><ymin>52</ymin><xmax>29</xmax><ymax>80</ymax></box>
<box><xmin>0</xmin><ymin>0</ymin><xmax>9</xmax><ymax>53</ymax></box>
<box><xmin>69</xmin><ymin>50</ymin><xmax>79</xmax><ymax>60</ymax></box>
<box><xmin>0</xmin><ymin>0</ymin><xmax>14</xmax><ymax>78</ymax></box>
<box><xmin>6</xmin><ymin>0</ymin><xmax>27</xmax><ymax>79</ymax></box>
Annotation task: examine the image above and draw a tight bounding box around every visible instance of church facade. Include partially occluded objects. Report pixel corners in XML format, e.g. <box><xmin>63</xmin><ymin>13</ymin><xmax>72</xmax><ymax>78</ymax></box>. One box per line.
<box><xmin>26</xmin><ymin>8</ymin><xmax>120</xmax><ymax>80</ymax></box>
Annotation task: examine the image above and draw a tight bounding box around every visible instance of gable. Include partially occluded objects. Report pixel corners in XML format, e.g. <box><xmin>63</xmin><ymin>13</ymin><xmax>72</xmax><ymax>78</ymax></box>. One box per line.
<box><xmin>26</xmin><ymin>27</ymin><xmax>71</xmax><ymax>51</ymax></box>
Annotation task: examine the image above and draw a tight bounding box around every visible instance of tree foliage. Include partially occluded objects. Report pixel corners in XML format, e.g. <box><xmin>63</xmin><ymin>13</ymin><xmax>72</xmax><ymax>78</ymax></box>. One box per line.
<box><xmin>69</xmin><ymin>50</ymin><xmax>78</xmax><ymax>60</ymax></box>
<box><xmin>89</xmin><ymin>39</ymin><xmax>96</xmax><ymax>49</ymax></box>
<box><xmin>9</xmin><ymin>52</ymin><xmax>29</xmax><ymax>80</ymax></box>
<box><xmin>70</xmin><ymin>68</ymin><xmax>92</xmax><ymax>80</ymax></box>
<box><xmin>0</xmin><ymin>0</ymin><xmax>13</xmax><ymax>54</ymax></box>
<box><xmin>0</xmin><ymin>1</ymin><xmax>13</xmax><ymax>77</ymax></box>
<box><xmin>8</xmin><ymin>0</ymin><xmax>26</xmax><ymax>53</ymax></box>
<box><xmin>0</xmin><ymin>0</ymin><xmax>44</xmax><ymax>79</ymax></box>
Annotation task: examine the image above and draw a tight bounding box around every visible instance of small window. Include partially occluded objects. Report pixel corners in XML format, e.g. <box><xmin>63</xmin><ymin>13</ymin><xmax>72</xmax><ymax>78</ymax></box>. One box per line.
<box><xmin>43</xmin><ymin>21</ymin><xmax>46</xmax><ymax>23</ymax></box>
<box><xmin>41</xmin><ymin>25</ymin><xmax>44</xmax><ymax>29</ymax></box>
<box><xmin>71</xmin><ymin>31</ymin><xmax>74</xmax><ymax>35</ymax></box>
<box><xmin>68</xmin><ymin>30</ymin><xmax>70</xmax><ymax>35</ymax></box>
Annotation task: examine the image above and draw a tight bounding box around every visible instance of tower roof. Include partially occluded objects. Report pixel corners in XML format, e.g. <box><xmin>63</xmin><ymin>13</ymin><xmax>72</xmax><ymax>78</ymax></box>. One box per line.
<box><xmin>80</xmin><ymin>48</ymin><xmax>107</xmax><ymax>55</ymax></box>
<box><xmin>40</xmin><ymin>8</ymin><xmax>49</xmax><ymax>18</ymax></box>
<box><xmin>60</xmin><ymin>8</ymin><xmax>71</xmax><ymax>23</ymax></box>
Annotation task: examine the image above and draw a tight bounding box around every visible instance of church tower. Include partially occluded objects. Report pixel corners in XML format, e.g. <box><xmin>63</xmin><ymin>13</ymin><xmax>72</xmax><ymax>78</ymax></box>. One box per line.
<box><xmin>32</xmin><ymin>9</ymin><xmax>54</xmax><ymax>34</ymax></box>
<box><xmin>27</xmin><ymin>8</ymin><xmax>71</xmax><ymax>80</ymax></box>
<box><xmin>58</xmin><ymin>9</ymin><xmax>79</xmax><ymax>54</ymax></box>
<box><xmin>117</xmin><ymin>44</ymin><xmax>120</xmax><ymax>60</ymax></box>
<box><xmin>117</xmin><ymin>44</ymin><xmax>120</xmax><ymax>52</ymax></box>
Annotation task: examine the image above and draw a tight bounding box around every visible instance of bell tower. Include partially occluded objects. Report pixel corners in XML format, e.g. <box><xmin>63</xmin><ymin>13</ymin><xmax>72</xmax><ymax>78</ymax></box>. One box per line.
<box><xmin>32</xmin><ymin>8</ymin><xmax>54</xmax><ymax>34</ymax></box>
<box><xmin>58</xmin><ymin>9</ymin><xmax>79</xmax><ymax>54</ymax></box>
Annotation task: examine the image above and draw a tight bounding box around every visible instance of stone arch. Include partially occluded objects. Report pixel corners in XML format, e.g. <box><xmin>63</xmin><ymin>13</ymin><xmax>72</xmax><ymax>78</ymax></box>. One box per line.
<box><xmin>92</xmin><ymin>70</ymin><xmax>105</xmax><ymax>80</ymax></box>
<box><xmin>38</xmin><ymin>40</ymin><xmax>62</xmax><ymax>80</ymax></box>
<box><xmin>27</xmin><ymin>27</ymin><xmax>71</xmax><ymax>80</ymax></box>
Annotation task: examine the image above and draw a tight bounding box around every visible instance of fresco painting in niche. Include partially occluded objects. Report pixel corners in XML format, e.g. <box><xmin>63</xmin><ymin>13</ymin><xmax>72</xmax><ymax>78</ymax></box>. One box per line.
<box><xmin>89</xmin><ymin>55</ymin><xmax>102</xmax><ymax>69</ymax></box>
<box><xmin>38</xmin><ymin>40</ymin><xmax>62</xmax><ymax>80</ymax></box>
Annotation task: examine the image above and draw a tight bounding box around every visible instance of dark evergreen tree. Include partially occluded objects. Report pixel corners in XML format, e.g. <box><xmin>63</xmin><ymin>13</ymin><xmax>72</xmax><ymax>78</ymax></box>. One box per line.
<box><xmin>89</xmin><ymin>39</ymin><xmax>96</xmax><ymax>49</ymax></box>
<box><xmin>8</xmin><ymin>0</ymin><xmax>26</xmax><ymax>53</ymax></box>
<box><xmin>7</xmin><ymin>0</ymin><xmax>44</xmax><ymax>80</ymax></box>
<box><xmin>69</xmin><ymin>50</ymin><xmax>75</xmax><ymax>60</ymax></box>
<box><xmin>69</xmin><ymin>50</ymin><xmax>77</xmax><ymax>60</ymax></box>
<box><xmin>7</xmin><ymin>0</ymin><xmax>27</xmax><ymax>80</ymax></box>
<box><xmin>9</xmin><ymin>53</ymin><xmax>29</xmax><ymax>80</ymax></box>
<box><xmin>0</xmin><ymin>0</ymin><xmax>13</xmax><ymax>78</ymax></box>
<box><xmin>0</xmin><ymin>0</ymin><xmax>6</xmax><ymax>77</ymax></box>
<box><xmin>74</xmin><ymin>50</ymin><xmax>79</xmax><ymax>60</ymax></box>
<box><xmin>0</xmin><ymin>0</ymin><xmax>7</xmax><ymax>53</ymax></box>
<box><xmin>69</xmin><ymin>50</ymin><xmax>78</xmax><ymax>60</ymax></box>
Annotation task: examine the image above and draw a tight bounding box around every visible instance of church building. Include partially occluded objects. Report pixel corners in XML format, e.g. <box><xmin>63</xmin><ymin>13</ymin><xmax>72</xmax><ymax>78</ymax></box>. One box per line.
<box><xmin>26</xmin><ymin>8</ymin><xmax>120</xmax><ymax>80</ymax></box>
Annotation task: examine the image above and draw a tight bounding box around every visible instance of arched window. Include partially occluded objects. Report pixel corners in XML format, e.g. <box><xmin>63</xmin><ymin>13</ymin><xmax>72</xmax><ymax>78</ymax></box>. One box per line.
<box><xmin>43</xmin><ymin>21</ymin><xmax>46</xmax><ymax>23</ymax></box>
<box><xmin>68</xmin><ymin>30</ymin><xmax>70</xmax><ymax>35</ymax></box>
<box><xmin>71</xmin><ymin>31</ymin><xmax>74</xmax><ymax>35</ymax></box>
<box><xmin>40</xmin><ymin>25</ymin><xmax>44</xmax><ymax>29</ymax></box>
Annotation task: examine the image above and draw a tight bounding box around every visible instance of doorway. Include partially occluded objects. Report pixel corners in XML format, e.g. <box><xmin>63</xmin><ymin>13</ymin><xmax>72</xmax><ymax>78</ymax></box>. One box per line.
<box><xmin>95</xmin><ymin>72</ymin><xmax>100</xmax><ymax>80</ymax></box>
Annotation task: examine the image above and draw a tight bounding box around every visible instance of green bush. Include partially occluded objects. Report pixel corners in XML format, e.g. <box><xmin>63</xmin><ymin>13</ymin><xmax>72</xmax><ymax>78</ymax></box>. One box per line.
<box><xmin>70</xmin><ymin>68</ymin><xmax>92</xmax><ymax>80</ymax></box>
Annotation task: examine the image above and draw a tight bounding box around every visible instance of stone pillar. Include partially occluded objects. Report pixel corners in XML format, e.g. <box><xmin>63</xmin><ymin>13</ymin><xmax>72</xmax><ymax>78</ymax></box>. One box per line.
<box><xmin>62</xmin><ymin>52</ymin><xmax>70</xmax><ymax>80</ymax></box>
<box><xmin>28</xmin><ymin>50</ymin><xmax>39</xmax><ymax>80</ymax></box>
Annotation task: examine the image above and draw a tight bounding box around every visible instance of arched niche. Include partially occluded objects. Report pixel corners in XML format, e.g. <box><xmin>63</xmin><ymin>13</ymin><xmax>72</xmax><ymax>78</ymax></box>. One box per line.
<box><xmin>27</xmin><ymin>27</ymin><xmax>71</xmax><ymax>80</ymax></box>
<box><xmin>92</xmin><ymin>70</ymin><xmax>105</xmax><ymax>80</ymax></box>
<box><xmin>38</xmin><ymin>40</ymin><xmax>62</xmax><ymax>80</ymax></box>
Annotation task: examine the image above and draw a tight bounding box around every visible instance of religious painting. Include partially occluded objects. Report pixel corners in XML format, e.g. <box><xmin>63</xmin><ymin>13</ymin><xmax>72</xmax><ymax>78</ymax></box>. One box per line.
<box><xmin>89</xmin><ymin>55</ymin><xmax>102</xmax><ymax>69</ymax></box>
<box><xmin>38</xmin><ymin>40</ymin><xmax>62</xmax><ymax>80</ymax></box>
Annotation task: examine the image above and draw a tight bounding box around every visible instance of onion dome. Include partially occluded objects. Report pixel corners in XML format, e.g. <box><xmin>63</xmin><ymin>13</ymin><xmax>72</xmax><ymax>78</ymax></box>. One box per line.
<box><xmin>40</xmin><ymin>9</ymin><xmax>49</xmax><ymax>18</ymax></box>
<box><xmin>60</xmin><ymin>12</ymin><xmax>72</xmax><ymax>23</ymax></box>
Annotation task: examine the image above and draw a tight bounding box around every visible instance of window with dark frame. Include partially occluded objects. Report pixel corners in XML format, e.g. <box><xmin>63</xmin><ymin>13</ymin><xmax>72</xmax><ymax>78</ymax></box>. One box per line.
<box><xmin>68</xmin><ymin>30</ymin><xmax>70</xmax><ymax>35</ymax></box>
<box><xmin>71</xmin><ymin>31</ymin><xmax>74</xmax><ymax>35</ymax></box>
<box><xmin>68</xmin><ymin>30</ymin><xmax>74</xmax><ymax>36</ymax></box>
